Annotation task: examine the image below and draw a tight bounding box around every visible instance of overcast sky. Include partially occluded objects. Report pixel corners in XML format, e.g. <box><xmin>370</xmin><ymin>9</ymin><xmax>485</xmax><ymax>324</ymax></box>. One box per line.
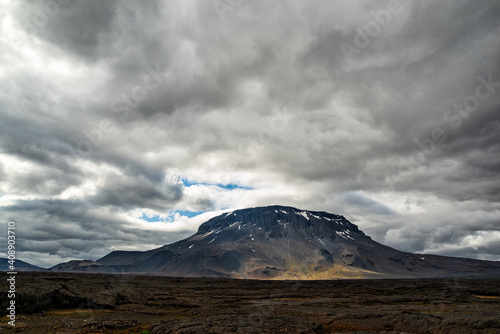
<box><xmin>1</xmin><ymin>0</ymin><xmax>499</xmax><ymax>267</ymax></box>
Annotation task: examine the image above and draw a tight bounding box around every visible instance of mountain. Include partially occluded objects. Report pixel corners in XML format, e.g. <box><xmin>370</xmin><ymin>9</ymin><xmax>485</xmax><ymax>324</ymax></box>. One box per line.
<box><xmin>0</xmin><ymin>258</ymin><xmax>43</xmax><ymax>271</ymax></box>
<box><xmin>50</xmin><ymin>205</ymin><xmax>500</xmax><ymax>279</ymax></box>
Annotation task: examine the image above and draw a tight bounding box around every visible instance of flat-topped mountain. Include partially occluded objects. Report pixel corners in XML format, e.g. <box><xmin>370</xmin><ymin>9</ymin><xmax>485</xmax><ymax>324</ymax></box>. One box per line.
<box><xmin>50</xmin><ymin>205</ymin><xmax>500</xmax><ymax>279</ymax></box>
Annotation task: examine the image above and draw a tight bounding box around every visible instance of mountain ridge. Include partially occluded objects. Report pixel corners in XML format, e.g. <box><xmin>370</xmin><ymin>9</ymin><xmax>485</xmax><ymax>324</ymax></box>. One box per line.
<box><xmin>49</xmin><ymin>205</ymin><xmax>500</xmax><ymax>279</ymax></box>
<box><xmin>0</xmin><ymin>258</ymin><xmax>43</xmax><ymax>271</ymax></box>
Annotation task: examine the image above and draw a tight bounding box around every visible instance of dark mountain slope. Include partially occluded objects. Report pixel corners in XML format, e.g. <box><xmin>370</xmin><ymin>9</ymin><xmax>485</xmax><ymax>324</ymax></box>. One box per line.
<box><xmin>50</xmin><ymin>205</ymin><xmax>500</xmax><ymax>279</ymax></box>
<box><xmin>0</xmin><ymin>258</ymin><xmax>43</xmax><ymax>271</ymax></box>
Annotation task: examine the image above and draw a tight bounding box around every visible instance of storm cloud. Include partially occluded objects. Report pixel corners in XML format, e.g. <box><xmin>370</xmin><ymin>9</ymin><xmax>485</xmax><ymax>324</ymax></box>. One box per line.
<box><xmin>1</xmin><ymin>0</ymin><xmax>499</xmax><ymax>266</ymax></box>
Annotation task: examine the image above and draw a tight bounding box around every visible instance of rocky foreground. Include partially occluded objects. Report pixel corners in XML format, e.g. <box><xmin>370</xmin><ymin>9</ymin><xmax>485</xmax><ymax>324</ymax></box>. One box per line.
<box><xmin>1</xmin><ymin>272</ymin><xmax>500</xmax><ymax>333</ymax></box>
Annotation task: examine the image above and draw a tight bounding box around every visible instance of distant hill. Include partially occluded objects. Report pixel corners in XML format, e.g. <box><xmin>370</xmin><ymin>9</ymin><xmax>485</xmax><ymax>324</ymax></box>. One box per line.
<box><xmin>0</xmin><ymin>258</ymin><xmax>43</xmax><ymax>271</ymax></box>
<box><xmin>51</xmin><ymin>205</ymin><xmax>500</xmax><ymax>279</ymax></box>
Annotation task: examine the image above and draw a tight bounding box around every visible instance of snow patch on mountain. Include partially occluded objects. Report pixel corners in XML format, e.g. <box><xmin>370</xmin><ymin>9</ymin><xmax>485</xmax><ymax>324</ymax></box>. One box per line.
<box><xmin>298</xmin><ymin>211</ymin><xmax>309</xmax><ymax>220</ymax></box>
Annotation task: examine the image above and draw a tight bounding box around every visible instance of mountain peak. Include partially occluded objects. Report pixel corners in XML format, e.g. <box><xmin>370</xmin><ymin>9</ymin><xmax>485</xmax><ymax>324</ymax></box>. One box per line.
<box><xmin>196</xmin><ymin>205</ymin><xmax>362</xmax><ymax>238</ymax></box>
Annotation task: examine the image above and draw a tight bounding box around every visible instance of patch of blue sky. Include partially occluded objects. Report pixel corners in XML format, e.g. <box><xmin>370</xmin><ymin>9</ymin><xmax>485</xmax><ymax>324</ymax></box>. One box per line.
<box><xmin>140</xmin><ymin>210</ymin><xmax>205</xmax><ymax>223</ymax></box>
<box><xmin>181</xmin><ymin>177</ymin><xmax>253</xmax><ymax>190</ymax></box>
<box><xmin>173</xmin><ymin>210</ymin><xmax>205</xmax><ymax>218</ymax></box>
<box><xmin>140</xmin><ymin>213</ymin><xmax>164</xmax><ymax>222</ymax></box>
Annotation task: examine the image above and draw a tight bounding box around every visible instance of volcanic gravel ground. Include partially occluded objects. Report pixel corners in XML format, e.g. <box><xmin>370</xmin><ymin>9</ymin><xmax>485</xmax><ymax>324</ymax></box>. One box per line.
<box><xmin>1</xmin><ymin>272</ymin><xmax>499</xmax><ymax>333</ymax></box>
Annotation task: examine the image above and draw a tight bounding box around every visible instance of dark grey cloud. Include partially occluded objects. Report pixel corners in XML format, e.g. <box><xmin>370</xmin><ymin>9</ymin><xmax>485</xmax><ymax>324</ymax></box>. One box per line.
<box><xmin>90</xmin><ymin>172</ymin><xmax>183</xmax><ymax>210</ymax></box>
<box><xmin>14</xmin><ymin>0</ymin><xmax>121</xmax><ymax>60</ymax></box>
<box><xmin>1</xmin><ymin>0</ymin><xmax>500</xmax><ymax>266</ymax></box>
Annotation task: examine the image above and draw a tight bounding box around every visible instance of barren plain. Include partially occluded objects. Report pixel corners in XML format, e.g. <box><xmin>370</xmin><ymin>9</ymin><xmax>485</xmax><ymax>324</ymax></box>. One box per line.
<box><xmin>1</xmin><ymin>272</ymin><xmax>499</xmax><ymax>333</ymax></box>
